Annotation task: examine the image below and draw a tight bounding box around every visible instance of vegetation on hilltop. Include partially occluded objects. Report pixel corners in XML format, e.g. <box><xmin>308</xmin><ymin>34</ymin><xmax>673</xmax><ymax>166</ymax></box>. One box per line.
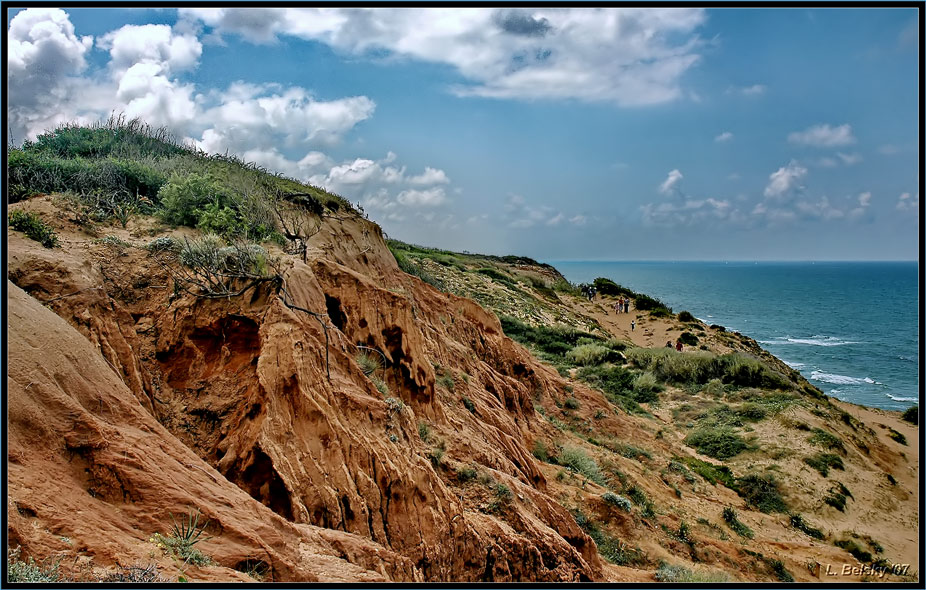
<box><xmin>7</xmin><ymin>116</ymin><xmax>353</xmax><ymax>244</ymax></box>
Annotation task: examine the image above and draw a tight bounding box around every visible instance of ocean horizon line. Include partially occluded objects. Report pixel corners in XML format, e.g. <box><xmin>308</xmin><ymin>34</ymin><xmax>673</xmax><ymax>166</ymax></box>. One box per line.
<box><xmin>542</xmin><ymin>259</ymin><xmax>919</xmax><ymax>264</ymax></box>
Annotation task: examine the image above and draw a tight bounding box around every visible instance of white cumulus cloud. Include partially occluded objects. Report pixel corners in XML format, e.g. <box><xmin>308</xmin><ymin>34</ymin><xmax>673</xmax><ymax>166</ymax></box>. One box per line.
<box><xmin>714</xmin><ymin>131</ymin><xmax>733</xmax><ymax>142</ymax></box>
<box><xmin>787</xmin><ymin>123</ymin><xmax>856</xmax><ymax>147</ymax></box>
<box><xmin>896</xmin><ymin>192</ymin><xmax>918</xmax><ymax>211</ymax></box>
<box><xmin>182</xmin><ymin>7</ymin><xmax>708</xmax><ymax>106</ymax></box>
<box><xmin>836</xmin><ymin>152</ymin><xmax>863</xmax><ymax>166</ymax></box>
<box><xmin>764</xmin><ymin>160</ymin><xmax>807</xmax><ymax>198</ymax></box>
<box><xmin>7</xmin><ymin>8</ymin><xmax>94</xmax><ymax>140</ymax></box>
<box><xmin>658</xmin><ymin>169</ymin><xmax>683</xmax><ymax>194</ymax></box>
<box><xmin>396</xmin><ymin>187</ymin><xmax>449</xmax><ymax>207</ymax></box>
<box><xmin>99</xmin><ymin>24</ymin><xmax>202</xmax><ymax>75</ymax></box>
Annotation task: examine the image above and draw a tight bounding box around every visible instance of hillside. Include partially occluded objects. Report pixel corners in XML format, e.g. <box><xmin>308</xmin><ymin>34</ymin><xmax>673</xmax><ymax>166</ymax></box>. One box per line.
<box><xmin>5</xmin><ymin>122</ymin><xmax>919</xmax><ymax>583</ymax></box>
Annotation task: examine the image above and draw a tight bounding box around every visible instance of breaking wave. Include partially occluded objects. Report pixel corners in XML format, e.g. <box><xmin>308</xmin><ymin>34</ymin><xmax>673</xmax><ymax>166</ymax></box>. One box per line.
<box><xmin>810</xmin><ymin>371</ymin><xmax>878</xmax><ymax>386</ymax></box>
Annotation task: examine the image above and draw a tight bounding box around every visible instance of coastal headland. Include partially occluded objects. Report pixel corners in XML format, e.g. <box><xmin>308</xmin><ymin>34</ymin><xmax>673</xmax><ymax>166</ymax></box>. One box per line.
<box><xmin>6</xmin><ymin>124</ymin><xmax>919</xmax><ymax>583</ymax></box>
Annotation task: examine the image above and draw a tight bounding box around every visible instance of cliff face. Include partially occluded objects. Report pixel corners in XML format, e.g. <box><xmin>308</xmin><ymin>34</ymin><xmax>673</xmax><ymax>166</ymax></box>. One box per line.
<box><xmin>7</xmin><ymin>198</ymin><xmax>601</xmax><ymax>582</ymax></box>
<box><xmin>6</xmin><ymin>195</ymin><xmax>919</xmax><ymax>583</ymax></box>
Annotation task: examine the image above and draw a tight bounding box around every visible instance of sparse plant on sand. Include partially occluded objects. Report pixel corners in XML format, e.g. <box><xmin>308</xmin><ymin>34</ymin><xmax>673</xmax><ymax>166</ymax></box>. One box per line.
<box><xmin>558</xmin><ymin>446</ymin><xmax>606</xmax><ymax>485</ymax></box>
<box><xmin>8</xmin><ymin>210</ymin><xmax>59</xmax><ymax>248</ymax></box>
<box><xmin>722</xmin><ymin>507</ymin><xmax>754</xmax><ymax>539</ymax></box>
<box><xmin>6</xmin><ymin>547</ymin><xmax>63</xmax><ymax>583</ymax></box>
<box><xmin>150</xmin><ymin>509</ymin><xmax>212</xmax><ymax>566</ymax></box>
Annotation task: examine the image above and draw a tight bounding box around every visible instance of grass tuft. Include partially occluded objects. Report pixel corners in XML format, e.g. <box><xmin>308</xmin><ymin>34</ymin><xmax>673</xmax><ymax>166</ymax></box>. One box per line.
<box><xmin>8</xmin><ymin>210</ymin><xmax>59</xmax><ymax>248</ymax></box>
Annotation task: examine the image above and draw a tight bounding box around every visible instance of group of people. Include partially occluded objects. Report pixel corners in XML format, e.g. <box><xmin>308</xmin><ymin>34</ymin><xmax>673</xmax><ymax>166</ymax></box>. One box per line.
<box><xmin>613</xmin><ymin>297</ymin><xmax>631</xmax><ymax>314</ymax></box>
<box><xmin>666</xmin><ymin>340</ymin><xmax>683</xmax><ymax>352</ymax></box>
<box><xmin>580</xmin><ymin>284</ymin><xmax>597</xmax><ymax>301</ymax></box>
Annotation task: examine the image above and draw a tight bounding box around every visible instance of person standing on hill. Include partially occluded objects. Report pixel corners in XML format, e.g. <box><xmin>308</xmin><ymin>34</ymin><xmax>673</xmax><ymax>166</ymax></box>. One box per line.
<box><xmin>617</xmin><ymin>297</ymin><xmax>624</xmax><ymax>312</ymax></box>
<box><xmin>624</xmin><ymin>300</ymin><xmax>630</xmax><ymax>313</ymax></box>
<box><xmin>676</xmin><ymin>340</ymin><xmax>683</xmax><ymax>352</ymax></box>
<box><xmin>631</xmin><ymin>320</ymin><xmax>635</xmax><ymax>332</ymax></box>
<box><xmin>666</xmin><ymin>341</ymin><xmax>673</xmax><ymax>348</ymax></box>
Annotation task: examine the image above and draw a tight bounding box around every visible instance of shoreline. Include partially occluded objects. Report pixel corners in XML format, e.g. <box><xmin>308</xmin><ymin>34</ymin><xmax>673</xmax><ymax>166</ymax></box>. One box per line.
<box><xmin>550</xmin><ymin>260</ymin><xmax>918</xmax><ymax>414</ymax></box>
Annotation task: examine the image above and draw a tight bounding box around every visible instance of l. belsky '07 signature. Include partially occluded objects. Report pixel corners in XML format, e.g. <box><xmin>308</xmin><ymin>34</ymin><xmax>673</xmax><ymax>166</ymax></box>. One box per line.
<box><xmin>823</xmin><ymin>563</ymin><xmax>911</xmax><ymax>578</ymax></box>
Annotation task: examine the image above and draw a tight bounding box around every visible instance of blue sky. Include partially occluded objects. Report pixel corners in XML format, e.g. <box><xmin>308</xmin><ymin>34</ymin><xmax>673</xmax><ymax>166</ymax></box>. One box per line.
<box><xmin>7</xmin><ymin>7</ymin><xmax>920</xmax><ymax>260</ymax></box>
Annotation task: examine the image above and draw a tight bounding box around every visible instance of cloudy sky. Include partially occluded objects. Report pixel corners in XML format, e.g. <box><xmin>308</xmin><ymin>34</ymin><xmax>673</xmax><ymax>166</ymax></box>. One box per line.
<box><xmin>6</xmin><ymin>7</ymin><xmax>920</xmax><ymax>260</ymax></box>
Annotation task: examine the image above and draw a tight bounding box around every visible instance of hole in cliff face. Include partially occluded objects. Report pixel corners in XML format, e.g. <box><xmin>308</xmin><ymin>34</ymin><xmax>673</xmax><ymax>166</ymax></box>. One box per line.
<box><xmin>381</xmin><ymin>326</ymin><xmax>428</xmax><ymax>402</ymax></box>
<box><xmin>325</xmin><ymin>295</ymin><xmax>347</xmax><ymax>331</ymax></box>
<box><xmin>229</xmin><ymin>448</ymin><xmax>294</xmax><ymax>521</ymax></box>
<box><xmin>339</xmin><ymin>494</ymin><xmax>355</xmax><ymax>527</ymax></box>
<box><xmin>382</xmin><ymin>326</ymin><xmax>404</xmax><ymax>364</ymax></box>
<box><xmin>162</xmin><ymin>315</ymin><xmax>260</xmax><ymax>387</ymax></box>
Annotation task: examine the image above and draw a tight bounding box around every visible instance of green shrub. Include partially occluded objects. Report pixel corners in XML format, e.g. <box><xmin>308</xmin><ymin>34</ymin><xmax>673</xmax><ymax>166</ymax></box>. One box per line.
<box><xmin>702</xmin><ymin>378</ymin><xmax>725</xmax><ymax>397</ymax></box>
<box><xmin>901</xmin><ymin>405</ymin><xmax>918</xmax><ymax>425</ymax></box>
<box><xmin>195</xmin><ymin>199</ymin><xmax>243</xmax><ymax>236</ymax></box>
<box><xmin>803</xmin><ymin>453</ymin><xmax>845</xmax><ymax>477</ymax></box>
<box><xmin>567</xmin><ymin>343</ymin><xmax>610</xmax><ymax>366</ymax></box>
<box><xmin>177</xmin><ymin>236</ymin><xmax>276</xmax><ymax>295</ymax></box>
<box><xmin>678</xmin><ymin>332</ymin><xmax>699</xmax><ymax>346</ymax></box>
<box><xmin>790</xmin><ymin>514</ymin><xmax>825</xmax><ymax>540</ymax></box>
<box><xmin>888</xmin><ymin>428</ymin><xmax>907</xmax><ymax>445</ymax></box>
<box><xmin>475</xmin><ymin>267</ymin><xmax>513</xmax><ymax>284</ymax></box>
<box><xmin>564</xmin><ymin>397</ymin><xmax>580</xmax><ymax>410</ymax></box>
<box><xmin>602</xmin><ymin>492</ymin><xmax>632</xmax><ymax>511</ymax></box>
<box><xmin>808</xmin><ymin>428</ymin><xmax>845</xmax><ymax>453</ymax></box>
<box><xmin>769</xmin><ymin>559</ymin><xmax>794</xmax><ymax>582</ymax></box>
<box><xmin>685</xmin><ymin>427</ymin><xmax>748</xmax><ymax>460</ymax></box>
<box><xmin>552</xmin><ymin>278</ymin><xmax>580</xmax><ymax>295</ymax></box>
<box><xmin>654</xmin><ymin>562</ymin><xmax>729</xmax><ymax>583</ymax></box>
<box><xmin>558</xmin><ymin>446</ymin><xmax>606</xmax><ymax>485</ymax></box>
<box><xmin>6</xmin><ymin>547</ymin><xmax>63</xmax><ymax>583</ymax></box>
<box><xmin>152</xmin><ymin>509</ymin><xmax>211</xmax><ymax>566</ymax></box>
<box><xmin>457</xmin><ymin>465</ymin><xmax>477</xmax><ymax>482</ymax></box>
<box><xmin>679</xmin><ymin>457</ymin><xmax>737</xmax><ymax>488</ymax></box>
<box><xmin>633</xmin><ymin>293</ymin><xmax>671</xmax><ymax>314</ymax></box>
<box><xmin>736</xmin><ymin>402</ymin><xmax>767</xmax><ymax>422</ymax></box>
<box><xmin>677</xmin><ymin>311</ymin><xmax>695</xmax><ymax>322</ymax></box>
<box><xmin>499</xmin><ymin>316</ymin><xmax>602</xmax><ymax>361</ymax></box>
<box><xmin>710</xmin><ymin>324</ymin><xmax>726</xmax><ymax>332</ymax></box>
<box><xmin>388</xmin><ymin>248</ymin><xmax>445</xmax><ymax>290</ymax></box>
<box><xmin>593</xmin><ymin>277</ymin><xmax>635</xmax><ymax>298</ymax></box>
<box><xmin>428</xmin><ymin>445</ymin><xmax>445</xmax><ymax>467</ymax></box>
<box><xmin>145</xmin><ymin>236</ymin><xmax>181</xmax><ymax>253</ymax></box>
<box><xmin>356</xmin><ymin>352</ymin><xmax>381</xmax><ymax>376</ymax></box>
<box><xmin>437</xmin><ymin>372</ymin><xmax>455</xmax><ymax>392</ymax></box>
<box><xmin>461</xmin><ymin>397</ymin><xmax>475</xmax><ymax>413</ymax></box>
<box><xmin>576</xmin><ymin>365</ymin><xmax>634</xmax><ymax>397</ymax></box>
<box><xmin>571</xmin><ymin>508</ymin><xmax>648</xmax><ymax>566</ymax></box>
<box><xmin>418</xmin><ymin>422</ymin><xmax>431</xmax><ymax>442</ymax></box>
<box><xmin>632</xmin><ymin>372</ymin><xmax>661</xmax><ymax>402</ymax></box>
<box><xmin>159</xmin><ymin>173</ymin><xmax>225</xmax><ymax>227</ymax></box>
<box><xmin>370</xmin><ymin>376</ymin><xmax>389</xmax><ymax>396</ymax></box>
<box><xmin>824</xmin><ymin>482</ymin><xmax>853</xmax><ymax>512</ymax></box>
<box><xmin>626</xmin><ymin>485</ymin><xmax>648</xmax><ymax>506</ymax></box>
<box><xmin>532</xmin><ymin>440</ymin><xmax>550</xmax><ymax>462</ymax></box>
<box><xmin>722</xmin><ymin>507</ymin><xmax>754</xmax><ymax>538</ymax></box>
<box><xmin>735</xmin><ymin>473</ymin><xmax>787</xmax><ymax>513</ymax></box>
<box><xmin>834</xmin><ymin>539</ymin><xmax>872</xmax><ymax>563</ymax></box>
<box><xmin>8</xmin><ymin>210</ymin><xmax>59</xmax><ymax>248</ymax></box>
<box><xmin>576</xmin><ymin>365</ymin><xmax>648</xmax><ymax>414</ymax></box>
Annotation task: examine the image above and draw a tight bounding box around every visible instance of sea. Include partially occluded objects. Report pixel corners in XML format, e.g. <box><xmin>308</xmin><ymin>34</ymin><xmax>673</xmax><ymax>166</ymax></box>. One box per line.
<box><xmin>548</xmin><ymin>261</ymin><xmax>919</xmax><ymax>412</ymax></box>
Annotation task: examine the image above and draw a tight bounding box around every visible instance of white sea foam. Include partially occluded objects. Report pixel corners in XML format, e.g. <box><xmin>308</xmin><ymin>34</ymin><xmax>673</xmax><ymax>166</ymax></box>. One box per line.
<box><xmin>886</xmin><ymin>393</ymin><xmax>918</xmax><ymax>403</ymax></box>
<box><xmin>781</xmin><ymin>359</ymin><xmax>805</xmax><ymax>369</ymax></box>
<box><xmin>810</xmin><ymin>371</ymin><xmax>876</xmax><ymax>386</ymax></box>
<box><xmin>759</xmin><ymin>335</ymin><xmax>858</xmax><ymax>347</ymax></box>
